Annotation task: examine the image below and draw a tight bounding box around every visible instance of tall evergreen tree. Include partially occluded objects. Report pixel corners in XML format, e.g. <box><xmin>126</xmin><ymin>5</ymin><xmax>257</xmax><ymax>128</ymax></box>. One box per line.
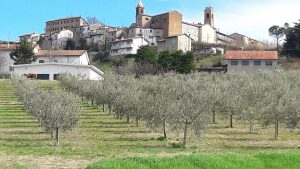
<box><xmin>10</xmin><ymin>40</ymin><xmax>36</xmax><ymax>65</ymax></box>
<box><xmin>282</xmin><ymin>21</ymin><xmax>300</xmax><ymax>58</ymax></box>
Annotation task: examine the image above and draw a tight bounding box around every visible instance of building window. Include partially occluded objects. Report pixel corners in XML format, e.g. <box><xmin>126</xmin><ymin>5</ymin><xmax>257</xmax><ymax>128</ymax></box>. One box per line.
<box><xmin>254</xmin><ymin>61</ymin><xmax>261</xmax><ymax>66</ymax></box>
<box><xmin>206</xmin><ymin>13</ymin><xmax>209</xmax><ymax>19</ymax></box>
<box><xmin>242</xmin><ymin>61</ymin><xmax>249</xmax><ymax>66</ymax></box>
<box><xmin>231</xmin><ymin>61</ymin><xmax>238</xmax><ymax>66</ymax></box>
<box><xmin>37</xmin><ymin>74</ymin><xmax>50</xmax><ymax>80</ymax></box>
<box><xmin>150</xmin><ymin>30</ymin><xmax>152</xmax><ymax>33</ymax></box>
<box><xmin>39</xmin><ymin>60</ymin><xmax>45</xmax><ymax>63</ymax></box>
<box><xmin>265</xmin><ymin>61</ymin><xmax>273</xmax><ymax>66</ymax></box>
<box><xmin>54</xmin><ymin>74</ymin><xmax>60</xmax><ymax>80</ymax></box>
<box><xmin>9</xmin><ymin>66</ymin><xmax>14</xmax><ymax>71</ymax></box>
<box><xmin>163</xmin><ymin>18</ymin><xmax>166</xmax><ymax>22</ymax></box>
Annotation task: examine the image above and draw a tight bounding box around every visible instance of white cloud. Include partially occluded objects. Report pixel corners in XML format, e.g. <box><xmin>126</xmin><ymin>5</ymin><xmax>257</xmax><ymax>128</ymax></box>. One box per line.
<box><xmin>183</xmin><ymin>0</ymin><xmax>300</xmax><ymax>42</ymax></box>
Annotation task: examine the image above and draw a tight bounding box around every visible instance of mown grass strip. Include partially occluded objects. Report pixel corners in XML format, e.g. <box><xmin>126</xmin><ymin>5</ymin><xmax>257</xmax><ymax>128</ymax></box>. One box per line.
<box><xmin>87</xmin><ymin>152</ymin><xmax>300</xmax><ymax>169</ymax></box>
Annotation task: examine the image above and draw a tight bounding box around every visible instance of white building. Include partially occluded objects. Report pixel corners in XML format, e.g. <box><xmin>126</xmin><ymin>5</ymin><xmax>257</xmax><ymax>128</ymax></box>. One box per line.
<box><xmin>182</xmin><ymin>22</ymin><xmax>200</xmax><ymax>42</ymax></box>
<box><xmin>11</xmin><ymin>63</ymin><xmax>103</xmax><ymax>80</ymax></box>
<box><xmin>226</xmin><ymin>51</ymin><xmax>278</xmax><ymax>73</ymax></box>
<box><xmin>80</xmin><ymin>24</ymin><xmax>102</xmax><ymax>38</ymax></box>
<box><xmin>19</xmin><ymin>33</ymin><xmax>41</xmax><ymax>43</ymax></box>
<box><xmin>128</xmin><ymin>27</ymin><xmax>164</xmax><ymax>45</ymax></box>
<box><xmin>45</xmin><ymin>30</ymin><xmax>73</xmax><ymax>49</ymax></box>
<box><xmin>110</xmin><ymin>37</ymin><xmax>149</xmax><ymax>56</ymax></box>
<box><xmin>157</xmin><ymin>34</ymin><xmax>191</xmax><ymax>53</ymax></box>
<box><xmin>0</xmin><ymin>43</ymin><xmax>39</xmax><ymax>73</ymax></box>
<box><xmin>198</xmin><ymin>24</ymin><xmax>216</xmax><ymax>44</ymax></box>
<box><xmin>34</xmin><ymin>50</ymin><xmax>90</xmax><ymax>65</ymax></box>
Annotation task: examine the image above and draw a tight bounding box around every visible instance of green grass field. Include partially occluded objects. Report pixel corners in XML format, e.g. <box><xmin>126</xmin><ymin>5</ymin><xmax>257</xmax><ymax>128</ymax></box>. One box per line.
<box><xmin>0</xmin><ymin>80</ymin><xmax>299</xmax><ymax>168</ymax></box>
<box><xmin>87</xmin><ymin>152</ymin><xmax>300</xmax><ymax>169</ymax></box>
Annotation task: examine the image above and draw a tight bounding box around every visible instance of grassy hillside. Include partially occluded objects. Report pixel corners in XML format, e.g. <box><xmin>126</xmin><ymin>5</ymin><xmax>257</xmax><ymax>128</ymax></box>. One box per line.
<box><xmin>279</xmin><ymin>57</ymin><xmax>300</xmax><ymax>70</ymax></box>
<box><xmin>87</xmin><ymin>152</ymin><xmax>300</xmax><ymax>169</ymax></box>
<box><xmin>197</xmin><ymin>55</ymin><xmax>225</xmax><ymax>67</ymax></box>
<box><xmin>0</xmin><ymin>80</ymin><xmax>299</xmax><ymax>168</ymax></box>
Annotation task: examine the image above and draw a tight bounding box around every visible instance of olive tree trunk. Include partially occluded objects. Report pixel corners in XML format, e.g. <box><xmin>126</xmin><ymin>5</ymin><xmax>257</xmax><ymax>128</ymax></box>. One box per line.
<box><xmin>163</xmin><ymin>119</ymin><xmax>167</xmax><ymax>139</ymax></box>
<box><xmin>212</xmin><ymin>110</ymin><xmax>216</xmax><ymax>123</ymax></box>
<box><xmin>230</xmin><ymin>114</ymin><xmax>233</xmax><ymax>128</ymax></box>
<box><xmin>56</xmin><ymin>128</ymin><xmax>59</xmax><ymax>146</ymax></box>
<box><xmin>275</xmin><ymin>120</ymin><xmax>279</xmax><ymax>140</ymax></box>
<box><xmin>183</xmin><ymin>119</ymin><xmax>189</xmax><ymax>149</ymax></box>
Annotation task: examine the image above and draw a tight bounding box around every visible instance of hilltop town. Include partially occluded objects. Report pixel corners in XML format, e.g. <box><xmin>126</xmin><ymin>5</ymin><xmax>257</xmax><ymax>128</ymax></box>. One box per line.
<box><xmin>0</xmin><ymin>0</ymin><xmax>275</xmax><ymax>79</ymax></box>
<box><xmin>0</xmin><ymin>1</ymin><xmax>299</xmax><ymax>169</ymax></box>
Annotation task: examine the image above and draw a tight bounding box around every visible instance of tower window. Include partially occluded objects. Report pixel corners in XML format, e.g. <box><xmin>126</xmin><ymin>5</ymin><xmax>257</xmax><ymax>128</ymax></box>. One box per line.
<box><xmin>206</xmin><ymin>13</ymin><xmax>210</xmax><ymax>19</ymax></box>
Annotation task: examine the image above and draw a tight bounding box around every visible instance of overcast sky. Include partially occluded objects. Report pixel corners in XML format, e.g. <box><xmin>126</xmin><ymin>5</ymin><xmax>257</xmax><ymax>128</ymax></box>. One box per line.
<box><xmin>0</xmin><ymin>0</ymin><xmax>299</xmax><ymax>42</ymax></box>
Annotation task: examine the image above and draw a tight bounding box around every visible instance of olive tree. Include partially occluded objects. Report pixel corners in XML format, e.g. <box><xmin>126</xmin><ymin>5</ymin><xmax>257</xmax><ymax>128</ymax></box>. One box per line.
<box><xmin>12</xmin><ymin>76</ymin><xmax>82</xmax><ymax>146</ymax></box>
<box><xmin>260</xmin><ymin>73</ymin><xmax>296</xmax><ymax>140</ymax></box>
<box><xmin>169</xmin><ymin>74</ymin><xmax>211</xmax><ymax>148</ymax></box>
<box><xmin>140</xmin><ymin>75</ymin><xmax>176</xmax><ymax>138</ymax></box>
<box><xmin>220</xmin><ymin>74</ymin><xmax>244</xmax><ymax>128</ymax></box>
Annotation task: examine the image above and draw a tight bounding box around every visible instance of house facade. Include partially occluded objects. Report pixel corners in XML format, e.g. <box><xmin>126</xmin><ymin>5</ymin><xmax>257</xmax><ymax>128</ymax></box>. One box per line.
<box><xmin>0</xmin><ymin>43</ymin><xmax>39</xmax><ymax>73</ymax></box>
<box><xmin>229</xmin><ymin>33</ymin><xmax>265</xmax><ymax>49</ymax></box>
<box><xmin>12</xmin><ymin>63</ymin><xmax>103</xmax><ymax>80</ymax></box>
<box><xmin>44</xmin><ymin>30</ymin><xmax>73</xmax><ymax>49</ymax></box>
<box><xmin>110</xmin><ymin>37</ymin><xmax>149</xmax><ymax>56</ymax></box>
<box><xmin>157</xmin><ymin>34</ymin><xmax>191</xmax><ymax>53</ymax></box>
<box><xmin>226</xmin><ymin>51</ymin><xmax>278</xmax><ymax>73</ymax></box>
<box><xmin>34</xmin><ymin>50</ymin><xmax>90</xmax><ymax>65</ymax></box>
<box><xmin>45</xmin><ymin>16</ymin><xmax>86</xmax><ymax>34</ymax></box>
<box><xmin>128</xmin><ymin>27</ymin><xmax>164</xmax><ymax>45</ymax></box>
<box><xmin>19</xmin><ymin>33</ymin><xmax>41</xmax><ymax>43</ymax></box>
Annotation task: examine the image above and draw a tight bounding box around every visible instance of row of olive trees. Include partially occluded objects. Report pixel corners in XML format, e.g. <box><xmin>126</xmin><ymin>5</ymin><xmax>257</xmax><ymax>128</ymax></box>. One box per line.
<box><xmin>11</xmin><ymin>76</ymin><xmax>82</xmax><ymax>146</ymax></box>
<box><xmin>59</xmin><ymin>71</ymin><xmax>300</xmax><ymax>147</ymax></box>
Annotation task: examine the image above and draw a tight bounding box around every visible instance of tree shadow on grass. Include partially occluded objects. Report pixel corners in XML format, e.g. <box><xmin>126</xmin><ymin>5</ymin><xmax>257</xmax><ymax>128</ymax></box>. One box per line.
<box><xmin>80</xmin><ymin>125</ymin><xmax>130</xmax><ymax>129</ymax></box>
<box><xmin>102</xmin><ymin>130</ymin><xmax>150</xmax><ymax>134</ymax></box>
<box><xmin>0</xmin><ymin>137</ymin><xmax>50</xmax><ymax>142</ymax></box>
<box><xmin>0</xmin><ymin>121</ymin><xmax>37</xmax><ymax>124</ymax></box>
<box><xmin>2</xmin><ymin>130</ymin><xmax>48</xmax><ymax>135</ymax></box>
<box><xmin>102</xmin><ymin>137</ymin><xmax>155</xmax><ymax>142</ymax></box>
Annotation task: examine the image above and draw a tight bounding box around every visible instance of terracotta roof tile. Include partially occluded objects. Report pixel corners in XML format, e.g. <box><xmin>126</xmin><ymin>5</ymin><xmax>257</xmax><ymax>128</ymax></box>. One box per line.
<box><xmin>35</xmin><ymin>50</ymin><xmax>86</xmax><ymax>57</ymax></box>
<box><xmin>226</xmin><ymin>51</ymin><xmax>278</xmax><ymax>60</ymax></box>
<box><xmin>0</xmin><ymin>43</ymin><xmax>39</xmax><ymax>51</ymax></box>
<box><xmin>0</xmin><ymin>44</ymin><xmax>19</xmax><ymax>50</ymax></box>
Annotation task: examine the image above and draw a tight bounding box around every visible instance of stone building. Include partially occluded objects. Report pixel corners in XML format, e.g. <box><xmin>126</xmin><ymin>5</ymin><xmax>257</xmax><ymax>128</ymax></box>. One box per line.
<box><xmin>19</xmin><ymin>33</ymin><xmax>41</xmax><ymax>43</ymax></box>
<box><xmin>204</xmin><ymin>7</ymin><xmax>214</xmax><ymax>28</ymax></box>
<box><xmin>45</xmin><ymin>16</ymin><xmax>86</xmax><ymax>34</ymax></box>
<box><xmin>127</xmin><ymin>27</ymin><xmax>164</xmax><ymax>45</ymax></box>
<box><xmin>135</xmin><ymin>0</ymin><xmax>182</xmax><ymax>38</ymax></box>
<box><xmin>229</xmin><ymin>33</ymin><xmax>265</xmax><ymax>49</ymax></box>
<box><xmin>43</xmin><ymin>30</ymin><xmax>73</xmax><ymax>50</ymax></box>
<box><xmin>157</xmin><ymin>34</ymin><xmax>191</xmax><ymax>53</ymax></box>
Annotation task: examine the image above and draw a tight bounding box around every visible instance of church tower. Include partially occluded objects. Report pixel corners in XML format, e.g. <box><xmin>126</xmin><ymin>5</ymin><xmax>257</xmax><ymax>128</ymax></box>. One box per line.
<box><xmin>136</xmin><ymin>0</ymin><xmax>144</xmax><ymax>16</ymax></box>
<box><xmin>136</xmin><ymin>0</ymin><xmax>144</xmax><ymax>26</ymax></box>
<box><xmin>204</xmin><ymin>7</ymin><xmax>214</xmax><ymax>28</ymax></box>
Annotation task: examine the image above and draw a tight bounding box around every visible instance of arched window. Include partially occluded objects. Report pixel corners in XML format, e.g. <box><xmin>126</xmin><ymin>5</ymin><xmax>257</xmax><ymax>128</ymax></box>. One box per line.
<box><xmin>206</xmin><ymin>13</ymin><xmax>210</xmax><ymax>19</ymax></box>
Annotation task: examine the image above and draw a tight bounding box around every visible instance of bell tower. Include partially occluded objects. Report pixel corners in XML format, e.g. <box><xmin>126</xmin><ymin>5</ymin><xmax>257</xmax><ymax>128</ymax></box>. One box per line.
<box><xmin>136</xmin><ymin>0</ymin><xmax>144</xmax><ymax>17</ymax></box>
<box><xmin>204</xmin><ymin>7</ymin><xmax>214</xmax><ymax>28</ymax></box>
<box><xmin>136</xmin><ymin>0</ymin><xmax>144</xmax><ymax>27</ymax></box>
